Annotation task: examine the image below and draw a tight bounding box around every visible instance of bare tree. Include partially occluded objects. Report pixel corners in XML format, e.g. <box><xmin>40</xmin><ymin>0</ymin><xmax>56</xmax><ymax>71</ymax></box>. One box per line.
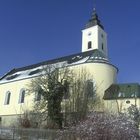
<box><xmin>62</xmin><ymin>68</ymin><xmax>98</xmax><ymax>126</ymax></box>
<box><xmin>28</xmin><ymin>65</ymin><xmax>99</xmax><ymax>128</ymax></box>
<box><xmin>28</xmin><ymin>64</ymin><xmax>70</xmax><ymax>129</ymax></box>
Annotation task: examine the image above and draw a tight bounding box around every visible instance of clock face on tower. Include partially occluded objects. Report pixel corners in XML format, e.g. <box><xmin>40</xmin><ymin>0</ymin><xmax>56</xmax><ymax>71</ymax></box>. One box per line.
<box><xmin>88</xmin><ymin>32</ymin><xmax>92</xmax><ymax>36</ymax></box>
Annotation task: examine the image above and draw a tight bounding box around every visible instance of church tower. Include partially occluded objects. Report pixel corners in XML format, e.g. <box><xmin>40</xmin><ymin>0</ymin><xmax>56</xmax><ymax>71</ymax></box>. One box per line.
<box><xmin>82</xmin><ymin>9</ymin><xmax>108</xmax><ymax>58</ymax></box>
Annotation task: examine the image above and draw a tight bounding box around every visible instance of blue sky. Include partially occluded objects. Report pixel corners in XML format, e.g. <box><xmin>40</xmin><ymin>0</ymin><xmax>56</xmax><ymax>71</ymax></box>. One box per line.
<box><xmin>0</xmin><ymin>0</ymin><xmax>140</xmax><ymax>83</ymax></box>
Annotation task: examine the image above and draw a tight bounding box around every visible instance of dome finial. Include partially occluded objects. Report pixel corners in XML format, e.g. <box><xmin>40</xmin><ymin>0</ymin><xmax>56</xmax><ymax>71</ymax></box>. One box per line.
<box><xmin>93</xmin><ymin>0</ymin><xmax>96</xmax><ymax>11</ymax></box>
<box><xmin>93</xmin><ymin>7</ymin><xmax>96</xmax><ymax>15</ymax></box>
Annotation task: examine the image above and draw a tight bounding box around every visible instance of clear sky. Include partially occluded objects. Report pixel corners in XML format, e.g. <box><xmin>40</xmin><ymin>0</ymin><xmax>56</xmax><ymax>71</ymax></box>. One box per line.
<box><xmin>0</xmin><ymin>0</ymin><xmax>140</xmax><ymax>83</ymax></box>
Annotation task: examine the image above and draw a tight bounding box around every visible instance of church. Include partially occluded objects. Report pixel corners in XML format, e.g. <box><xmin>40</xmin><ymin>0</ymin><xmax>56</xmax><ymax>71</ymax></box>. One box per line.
<box><xmin>0</xmin><ymin>8</ymin><xmax>139</xmax><ymax>127</ymax></box>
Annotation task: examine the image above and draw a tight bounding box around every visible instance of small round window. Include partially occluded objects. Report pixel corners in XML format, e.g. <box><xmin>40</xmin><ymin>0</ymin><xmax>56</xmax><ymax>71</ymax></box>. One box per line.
<box><xmin>126</xmin><ymin>100</ymin><xmax>130</xmax><ymax>104</ymax></box>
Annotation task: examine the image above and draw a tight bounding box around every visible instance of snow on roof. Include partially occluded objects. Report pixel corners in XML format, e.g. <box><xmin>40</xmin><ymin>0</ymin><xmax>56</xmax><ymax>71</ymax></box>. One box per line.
<box><xmin>0</xmin><ymin>49</ymin><xmax>111</xmax><ymax>84</ymax></box>
<box><xmin>0</xmin><ymin>62</ymin><xmax>66</xmax><ymax>84</ymax></box>
<box><xmin>68</xmin><ymin>56</ymin><xmax>89</xmax><ymax>65</ymax></box>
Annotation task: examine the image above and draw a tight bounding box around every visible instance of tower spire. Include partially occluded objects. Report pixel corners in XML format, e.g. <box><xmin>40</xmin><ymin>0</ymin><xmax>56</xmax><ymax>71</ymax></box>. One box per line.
<box><xmin>85</xmin><ymin>8</ymin><xmax>104</xmax><ymax>29</ymax></box>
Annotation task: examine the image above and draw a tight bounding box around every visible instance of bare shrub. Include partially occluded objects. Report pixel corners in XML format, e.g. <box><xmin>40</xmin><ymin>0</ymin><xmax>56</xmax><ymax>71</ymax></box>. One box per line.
<box><xmin>18</xmin><ymin>111</ymin><xmax>31</xmax><ymax>128</ymax></box>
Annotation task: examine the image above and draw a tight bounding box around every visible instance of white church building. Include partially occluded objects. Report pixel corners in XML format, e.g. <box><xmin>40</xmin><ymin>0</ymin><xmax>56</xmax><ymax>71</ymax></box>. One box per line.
<box><xmin>0</xmin><ymin>9</ymin><xmax>139</xmax><ymax>126</ymax></box>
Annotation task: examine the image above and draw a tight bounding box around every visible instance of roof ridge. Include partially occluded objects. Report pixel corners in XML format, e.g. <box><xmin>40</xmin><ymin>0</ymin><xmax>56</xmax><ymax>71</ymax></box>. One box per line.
<box><xmin>6</xmin><ymin>50</ymin><xmax>97</xmax><ymax>73</ymax></box>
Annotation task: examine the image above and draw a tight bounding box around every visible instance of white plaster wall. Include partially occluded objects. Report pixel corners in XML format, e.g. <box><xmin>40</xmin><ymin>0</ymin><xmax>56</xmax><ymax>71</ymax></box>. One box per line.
<box><xmin>104</xmin><ymin>100</ymin><xmax>119</xmax><ymax>114</ymax></box>
<box><xmin>82</xmin><ymin>26</ymin><xmax>98</xmax><ymax>52</ymax></box>
<box><xmin>0</xmin><ymin>78</ymin><xmax>34</xmax><ymax>116</ymax></box>
<box><xmin>73</xmin><ymin>63</ymin><xmax>117</xmax><ymax>96</ymax></box>
<box><xmin>105</xmin><ymin>99</ymin><xmax>140</xmax><ymax>114</ymax></box>
<box><xmin>0</xmin><ymin>62</ymin><xmax>117</xmax><ymax>126</ymax></box>
<box><xmin>70</xmin><ymin>62</ymin><xmax>118</xmax><ymax>110</ymax></box>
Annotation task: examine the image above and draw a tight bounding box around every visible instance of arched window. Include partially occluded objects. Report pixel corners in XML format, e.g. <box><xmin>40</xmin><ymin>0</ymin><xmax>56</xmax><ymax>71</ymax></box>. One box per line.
<box><xmin>88</xmin><ymin>41</ymin><xmax>92</xmax><ymax>49</ymax></box>
<box><xmin>35</xmin><ymin>89</ymin><xmax>42</xmax><ymax>101</ymax></box>
<box><xmin>86</xmin><ymin>80</ymin><xmax>95</xmax><ymax>98</ymax></box>
<box><xmin>19</xmin><ymin>89</ymin><xmax>25</xmax><ymax>103</ymax></box>
<box><xmin>4</xmin><ymin>91</ymin><xmax>11</xmax><ymax>105</ymax></box>
<box><xmin>63</xmin><ymin>80</ymin><xmax>70</xmax><ymax>99</ymax></box>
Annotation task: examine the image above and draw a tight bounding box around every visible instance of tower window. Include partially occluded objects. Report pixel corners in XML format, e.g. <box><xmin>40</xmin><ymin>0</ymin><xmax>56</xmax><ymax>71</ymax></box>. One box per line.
<box><xmin>88</xmin><ymin>41</ymin><xmax>92</xmax><ymax>49</ymax></box>
<box><xmin>102</xmin><ymin>43</ymin><xmax>104</xmax><ymax>50</ymax></box>
<box><xmin>101</xmin><ymin>34</ymin><xmax>104</xmax><ymax>38</ymax></box>
<box><xmin>19</xmin><ymin>89</ymin><xmax>25</xmax><ymax>103</ymax></box>
<box><xmin>4</xmin><ymin>91</ymin><xmax>11</xmax><ymax>105</ymax></box>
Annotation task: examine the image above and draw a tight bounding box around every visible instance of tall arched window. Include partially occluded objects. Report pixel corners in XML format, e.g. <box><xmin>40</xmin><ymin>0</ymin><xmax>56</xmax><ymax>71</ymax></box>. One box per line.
<box><xmin>19</xmin><ymin>89</ymin><xmax>25</xmax><ymax>103</ymax></box>
<box><xmin>88</xmin><ymin>41</ymin><xmax>92</xmax><ymax>49</ymax></box>
<box><xmin>4</xmin><ymin>91</ymin><xmax>11</xmax><ymax>105</ymax></box>
<box><xmin>35</xmin><ymin>89</ymin><xmax>42</xmax><ymax>101</ymax></box>
<box><xmin>86</xmin><ymin>80</ymin><xmax>95</xmax><ymax>98</ymax></box>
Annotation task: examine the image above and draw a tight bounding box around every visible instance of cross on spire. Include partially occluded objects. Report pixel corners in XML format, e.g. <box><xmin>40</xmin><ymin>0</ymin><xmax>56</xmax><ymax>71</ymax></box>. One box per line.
<box><xmin>93</xmin><ymin>0</ymin><xmax>96</xmax><ymax>11</ymax></box>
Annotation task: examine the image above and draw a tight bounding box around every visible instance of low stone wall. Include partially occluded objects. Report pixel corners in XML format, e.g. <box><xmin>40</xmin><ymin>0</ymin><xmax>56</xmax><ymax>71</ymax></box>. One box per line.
<box><xmin>0</xmin><ymin>127</ymin><xmax>60</xmax><ymax>140</ymax></box>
